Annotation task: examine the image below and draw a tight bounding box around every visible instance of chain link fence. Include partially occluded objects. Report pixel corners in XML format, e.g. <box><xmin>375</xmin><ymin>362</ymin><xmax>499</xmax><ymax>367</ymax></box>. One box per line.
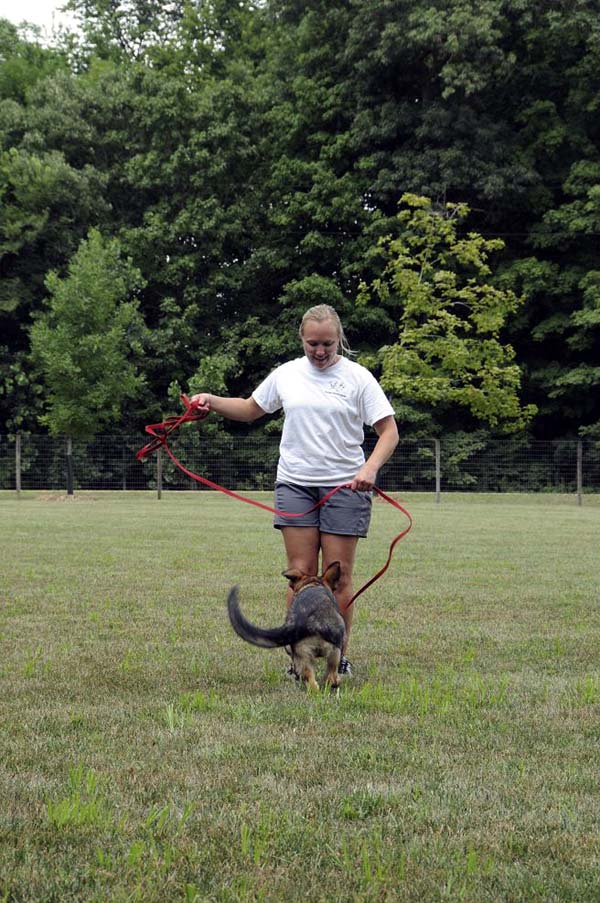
<box><xmin>1</xmin><ymin>432</ymin><xmax>599</xmax><ymax>500</ymax></box>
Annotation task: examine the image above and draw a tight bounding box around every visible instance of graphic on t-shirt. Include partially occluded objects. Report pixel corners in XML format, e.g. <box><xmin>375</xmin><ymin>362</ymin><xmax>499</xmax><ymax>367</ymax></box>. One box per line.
<box><xmin>324</xmin><ymin>379</ymin><xmax>348</xmax><ymax>398</ymax></box>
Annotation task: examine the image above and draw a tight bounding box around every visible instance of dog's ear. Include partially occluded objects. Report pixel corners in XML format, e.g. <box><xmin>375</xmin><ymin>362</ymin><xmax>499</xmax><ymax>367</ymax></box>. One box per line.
<box><xmin>322</xmin><ymin>561</ymin><xmax>341</xmax><ymax>591</ymax></box>
<box><xmin>282</xmin><ymin>568</ymin><xmax>305</xmax><ymax>589</ymax></box>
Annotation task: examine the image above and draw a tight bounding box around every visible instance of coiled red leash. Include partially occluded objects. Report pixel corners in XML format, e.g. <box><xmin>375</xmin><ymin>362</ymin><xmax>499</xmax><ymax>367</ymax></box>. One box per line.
<box><xmin>137</xmin><ymin>395</ymin><xmax>412</xmax><ymax>608</ymax></box>
<box><xmin>135</xmin><ymin>394</ymin><xmax>211</xmax><ymax>458</ymax></box>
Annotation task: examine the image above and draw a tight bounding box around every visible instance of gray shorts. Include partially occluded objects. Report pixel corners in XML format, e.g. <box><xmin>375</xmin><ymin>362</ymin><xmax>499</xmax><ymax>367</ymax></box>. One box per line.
<box><xmin>273</xmin><ymin>482</ymin><xmax>373</xmax><ymax>537</ymax></box>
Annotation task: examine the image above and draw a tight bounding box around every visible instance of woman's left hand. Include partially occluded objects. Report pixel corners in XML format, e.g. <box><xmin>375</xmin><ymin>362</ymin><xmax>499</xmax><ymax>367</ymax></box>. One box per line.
<box><xmin>350</xmin><ymin>464</ymin><xmax>378</xmax><ymax>492</ymax></box>
<box><xmin>350</xmin><ymin>416</ymin><xmax>399</xmax><ymax>491</ymax></box>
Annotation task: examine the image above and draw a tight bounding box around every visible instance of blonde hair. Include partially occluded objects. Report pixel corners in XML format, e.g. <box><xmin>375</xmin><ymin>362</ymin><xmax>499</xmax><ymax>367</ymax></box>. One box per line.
<box><xmin>299</xmin><ymin>304</ymin><xmax>354</xmax><ymax>357</ymax></box>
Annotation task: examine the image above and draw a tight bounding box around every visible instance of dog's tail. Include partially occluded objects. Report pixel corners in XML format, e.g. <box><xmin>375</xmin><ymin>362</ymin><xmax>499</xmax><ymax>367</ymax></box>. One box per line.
<box><xmin>227</xmin><ymin>586</ymin><xmax>301</xmax><ymax>649</ymax></box>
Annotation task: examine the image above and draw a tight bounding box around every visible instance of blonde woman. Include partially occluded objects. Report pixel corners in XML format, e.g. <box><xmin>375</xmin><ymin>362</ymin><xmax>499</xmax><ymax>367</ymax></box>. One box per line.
<box><xmin>191</xmin><ymin>304</ymin><xmax>398</xmax><ymax>676</ymax></box>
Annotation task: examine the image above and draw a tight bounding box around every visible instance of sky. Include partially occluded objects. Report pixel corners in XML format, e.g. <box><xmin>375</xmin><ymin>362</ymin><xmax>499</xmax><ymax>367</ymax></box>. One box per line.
<box><xmin>0</xmin><ymin>0</ymin><xmax>77</xmax><ymax>36</ymax></box>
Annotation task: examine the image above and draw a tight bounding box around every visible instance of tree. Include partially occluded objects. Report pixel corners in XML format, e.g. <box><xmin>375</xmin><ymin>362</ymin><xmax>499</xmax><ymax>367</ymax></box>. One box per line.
<box><xmin>4</xmin><ymin>0</ymin><xmax>599</xmax><ymax>444</ymax></box>
<box><xmin>0</xmin><ymin>146</ymin><xmax>111</xmax><ymax>432</ymax></box>
<box><xmin>0</xmin><ymin>18</ymin><xmax>67</xmax><ymax>102</ymax></box>
<box><xmin>30</xmin><ymin>229</ymin><xmax>146</xmax><ymax>492</ymax></box>
<box><xmin>341</xmin><ymin>0</ymin><xmax>600</xmax><ymax>439</ymax></box>
<box><xmin>499</xmin><ymin>163</ymin><xmax>600</xmax><ymax>439</ymax></box>
<box><xmin>0</xmin><ymin>23</ymin><xmax>107</xmax><ymax>435</ymax></box>
<box><xmin>357</xmin><ymin>194</ymin><xmax>536</xmax><ymax>434</ymax></box>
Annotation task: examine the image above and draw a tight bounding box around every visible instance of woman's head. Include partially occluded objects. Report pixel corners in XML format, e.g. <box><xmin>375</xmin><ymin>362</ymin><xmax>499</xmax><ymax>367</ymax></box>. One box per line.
<box><xmin>299</xmin><ymin>305</ymin><xmax>353</xmax><ymax>367</ymax></box>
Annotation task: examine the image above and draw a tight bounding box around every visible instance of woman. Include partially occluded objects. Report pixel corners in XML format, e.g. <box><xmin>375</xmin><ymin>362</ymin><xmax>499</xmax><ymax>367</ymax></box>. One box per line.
<box><xmin>191</xmin><ymin>304</ymin><xmax>399</xmax><ymax>675</ymax></box>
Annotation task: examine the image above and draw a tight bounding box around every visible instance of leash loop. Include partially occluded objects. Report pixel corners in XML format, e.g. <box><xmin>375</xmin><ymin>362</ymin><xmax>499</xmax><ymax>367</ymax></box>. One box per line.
<box><xmin>137</xmin><ymin>395</ymin><xmax>412</xmax><ymax>608</ymax></box>
<box><xmin>135</xmin><ymin>394</ymin><xmax>209</xmax><ymax>460</ymax></box>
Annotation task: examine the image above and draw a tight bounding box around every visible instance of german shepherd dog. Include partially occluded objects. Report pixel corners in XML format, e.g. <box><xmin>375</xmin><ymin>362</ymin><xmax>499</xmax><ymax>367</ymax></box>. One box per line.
<box><xmin>227</xmin><ymin>562</ymin><xmax>346</xmax><ymax>691</ymax></box>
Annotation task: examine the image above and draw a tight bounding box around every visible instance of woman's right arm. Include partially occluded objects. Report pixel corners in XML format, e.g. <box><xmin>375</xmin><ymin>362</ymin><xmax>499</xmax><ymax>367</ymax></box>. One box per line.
<box><xmin>190</xmin><ymin>393</ymin><xmax>266</xmax><ymax>423</ymax></box>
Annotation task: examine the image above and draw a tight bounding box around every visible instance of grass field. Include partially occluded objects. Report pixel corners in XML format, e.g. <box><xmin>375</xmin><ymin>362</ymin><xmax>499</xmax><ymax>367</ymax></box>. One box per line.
<box><xmin>1</xmin><ymin>489</ymin><xmax>599</xmax><ymax>902</ymax></box>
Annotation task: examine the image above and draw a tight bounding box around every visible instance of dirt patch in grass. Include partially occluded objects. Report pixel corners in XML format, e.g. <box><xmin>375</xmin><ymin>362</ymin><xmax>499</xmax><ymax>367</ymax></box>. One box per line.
<box><xmin>35</xmin><ymin>493</ymin><xmax>99</xmax><ymax>502</ymax></box>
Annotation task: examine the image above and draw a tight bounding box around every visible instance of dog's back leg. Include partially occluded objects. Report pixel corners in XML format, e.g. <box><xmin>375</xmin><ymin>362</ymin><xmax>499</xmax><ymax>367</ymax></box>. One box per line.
<box><xmin>324</xmin><ymin>646</ymin><xmax>342</xmax><ymax>690</ymax></box>
<box><xmin>293</xmin><ymin>645</ymin><xmax>320</xmax><ymax>692</ymax></box>
<box><xmin>300</xmin><ymin>664</ymin><xmax>320</xmax><ymax>692</ymax></box>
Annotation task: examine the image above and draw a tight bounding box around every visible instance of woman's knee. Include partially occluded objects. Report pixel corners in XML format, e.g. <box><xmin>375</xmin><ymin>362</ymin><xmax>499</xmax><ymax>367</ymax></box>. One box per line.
<box><xmin>322</xmin><ymin>558</ymin><xmax>353</xmax><ymax>593</ymax></box>
<box><xmin>337</xmin><ymin>571</ymin><xmax>354</xmax><ymax>596</ymax></box>
<box><xmin>281</xmin><ymin>527</ymin><xmax>320</xmax><ymax>575</ymax></box>
<box><xmin>289</xmin><ymin>554</ymin><xmax>319</xmax><ymax>574</ymax></box>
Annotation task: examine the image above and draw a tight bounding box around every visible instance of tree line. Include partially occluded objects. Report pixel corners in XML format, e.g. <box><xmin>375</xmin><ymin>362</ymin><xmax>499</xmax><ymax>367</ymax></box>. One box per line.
<box><xmin>1</xmin><ymin>0</ymin><xmax>599</xmax><ymax>448</ymax></box>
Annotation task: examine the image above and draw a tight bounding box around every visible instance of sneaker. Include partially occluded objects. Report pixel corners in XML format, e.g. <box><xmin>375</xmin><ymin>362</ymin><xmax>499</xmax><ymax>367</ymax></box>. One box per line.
<box><xmin>285</xmin><ymin>663</ymin><xmax>300</xmax><ymax>682</ymax></box>
<box><xmin>338</xmin><ymin>656</ymin><xmax>353</xmax><ymax>677</ymax></box>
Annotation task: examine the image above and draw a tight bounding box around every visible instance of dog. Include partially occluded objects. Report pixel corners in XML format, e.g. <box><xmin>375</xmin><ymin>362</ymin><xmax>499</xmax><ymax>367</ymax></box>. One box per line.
<box><xmin>227</xmin><ymin>561</ymin><xmax>346</xmax><ymax>691</ymax></box>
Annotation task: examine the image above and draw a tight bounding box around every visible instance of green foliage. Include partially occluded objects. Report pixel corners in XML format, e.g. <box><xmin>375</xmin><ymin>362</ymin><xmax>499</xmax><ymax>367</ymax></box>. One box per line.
<box><xmin>0</xmin><ymin>132</ymin><xmax>110</xmax><ymax>431</ymax></box>
<box><xmin>0</xmin><ymin>18</ymin><xmax>68</xmax><ymax>102</ymax></box>
<box><xmin>0</xmin><ymin>148</ymin><xmax>107</xmax><ymax>310</ymax></box>
<box><xmin>0</xmin><ymin>347</ymin><xmax>32</xmax><ymax>434</ymax></box>
<box><xmin>29</xmin><ymin>229</ymin><xmax>147</xmax><ymax>438</ymax></box>
<box><xmin>2</xmin><ymin>0</ymin><xmax>600</xmax><ymax>440</ymax></box>
<box><xmin>359</xmin><ymin>195</ymin><xmax>537</xmax><ymax>432</ymax></box>
<box><xmin>499</xmin><ymin>155</ymin><xmax>600</xmax><ymax>436</ymax></box>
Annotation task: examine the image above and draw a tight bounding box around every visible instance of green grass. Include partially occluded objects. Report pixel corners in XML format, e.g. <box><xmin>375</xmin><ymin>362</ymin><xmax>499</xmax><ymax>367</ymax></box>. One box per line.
<box><xmin>1</xmin><ymin>489</ymin><xmax>599</xmax><ymax>902</ymax></box>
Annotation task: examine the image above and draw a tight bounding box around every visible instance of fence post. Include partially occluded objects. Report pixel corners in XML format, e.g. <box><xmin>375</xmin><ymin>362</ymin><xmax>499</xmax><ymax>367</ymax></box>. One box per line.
<box><xmin>434</xmin><ymin>437</ymin><xmax>441</xmax><ymax>504</ymax></box>
<box><xmin>15</xmin><ymin>432</ymin><xmax>22</xmax><ymax>497</ymax></box>
<box><xmin>66</xmin><ymin>436</ymin><xmax>74</xmax><ymax>496</ymax></box>
<box><xmin>577</xmin><ymin>440</ymin><xmax>583</xmax><ymax>506</ymax></box>
<box><xmin>157</xmin><ymin>447</ymin><xmax>163</xmax><ymax>500</ymax></box>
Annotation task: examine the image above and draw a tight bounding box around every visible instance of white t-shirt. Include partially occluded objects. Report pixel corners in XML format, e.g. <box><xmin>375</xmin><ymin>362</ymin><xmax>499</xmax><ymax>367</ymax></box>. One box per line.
<box><xmin>252</xmin><ymin>356</ymin><xmax>395</xmax><ymax>485</ymax></box>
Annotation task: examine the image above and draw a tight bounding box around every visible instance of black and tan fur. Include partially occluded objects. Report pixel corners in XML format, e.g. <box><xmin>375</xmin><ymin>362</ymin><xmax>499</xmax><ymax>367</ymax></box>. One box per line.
<box><xmin>227</xmin><ymin>562</ymin><xmax>346</xmax><ymax>691</ymax></box>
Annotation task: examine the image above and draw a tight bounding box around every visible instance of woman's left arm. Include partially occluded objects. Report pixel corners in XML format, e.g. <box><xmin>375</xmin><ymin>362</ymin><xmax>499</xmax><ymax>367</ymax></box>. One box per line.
<box><xmin>350</xmin><ymin>415</ymin><xmax>399</xmax><ymax>491</ymax></box>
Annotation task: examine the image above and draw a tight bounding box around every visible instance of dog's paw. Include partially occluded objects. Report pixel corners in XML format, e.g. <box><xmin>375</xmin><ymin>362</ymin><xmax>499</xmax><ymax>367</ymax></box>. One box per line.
<box><xmin>284</xmin><ymin>664</ymin><xmax>300</xmax><ymax>683</ymax></box>
<box><xmin>337</xmin><ymin>656</ymin><xmax>353</xmax><ymax>677</ymax></box>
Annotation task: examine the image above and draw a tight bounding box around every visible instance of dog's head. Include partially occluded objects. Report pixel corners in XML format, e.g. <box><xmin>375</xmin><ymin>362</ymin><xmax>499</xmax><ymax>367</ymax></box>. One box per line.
<box><xmin>282</xmin><ymin>561</ymin><xmax>341</xmax><ymax>595</ymax></box>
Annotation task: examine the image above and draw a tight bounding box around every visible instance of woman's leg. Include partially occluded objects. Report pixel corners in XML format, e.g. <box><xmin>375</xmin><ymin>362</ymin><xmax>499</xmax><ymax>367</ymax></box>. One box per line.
<box><xmin>320</xmin><ymin>533</ymin><xmax>359</xmax><ymax>654</ymax></box>
<box><xmin>280</xmin><ymin>526</ymin><xmax>321</xmax><ymax>608</ymax></box>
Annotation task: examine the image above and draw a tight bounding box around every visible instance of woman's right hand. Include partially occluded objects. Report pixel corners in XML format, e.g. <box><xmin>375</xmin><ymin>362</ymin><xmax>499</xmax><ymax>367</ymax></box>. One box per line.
<box><xmin>190</xmin><ymin>393</ymin><xmax>211</xmax><ymax>413</ymax></box>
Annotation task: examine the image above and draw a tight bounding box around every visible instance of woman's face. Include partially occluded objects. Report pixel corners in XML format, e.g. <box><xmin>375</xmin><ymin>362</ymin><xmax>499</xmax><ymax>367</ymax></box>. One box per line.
<box><xmin>301</xmin><ymin>318</ymin><xmax>340</xmax><ymax>370</ymax></box>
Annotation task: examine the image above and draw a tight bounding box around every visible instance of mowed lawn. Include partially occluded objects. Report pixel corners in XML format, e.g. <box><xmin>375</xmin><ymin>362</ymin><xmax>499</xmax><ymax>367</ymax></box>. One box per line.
<box><xmin>1</xmin><ymin>490</ymin><xmax>599</xmax><ymax>902</ymax></box>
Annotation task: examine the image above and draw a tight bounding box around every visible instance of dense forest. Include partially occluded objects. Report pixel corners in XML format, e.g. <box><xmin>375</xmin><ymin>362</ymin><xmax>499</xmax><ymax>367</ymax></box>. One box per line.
<box><xmin>1</xmin><ymin>0</ymin><xmax>599</xmax><ymax>445</ymax></box>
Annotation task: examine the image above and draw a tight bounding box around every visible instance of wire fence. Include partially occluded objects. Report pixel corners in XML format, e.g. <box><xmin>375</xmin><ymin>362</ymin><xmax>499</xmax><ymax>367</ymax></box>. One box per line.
<box><xmin>1</xmin><ymin>431</ymin><xmax>599</xmax><ymax>501</ymax></box>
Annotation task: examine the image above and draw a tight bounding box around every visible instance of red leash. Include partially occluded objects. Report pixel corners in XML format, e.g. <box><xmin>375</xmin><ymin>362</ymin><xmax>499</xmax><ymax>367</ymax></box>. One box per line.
<box><xmin>137</xmin><ymin>395</ymin><xmax>412</xmax><ymax>608</ymax></box>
